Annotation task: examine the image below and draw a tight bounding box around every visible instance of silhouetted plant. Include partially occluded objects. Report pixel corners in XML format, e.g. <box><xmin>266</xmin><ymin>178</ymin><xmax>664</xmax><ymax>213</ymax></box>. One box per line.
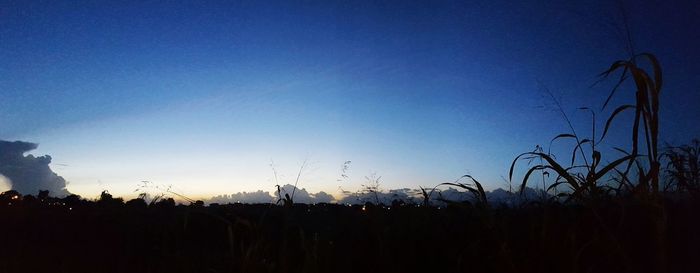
<box><xmin>63</xmin><ymin>194</ymin><xmax>83</xmax><ymax>207</ymax></box>
<box><xmin>135</xmin><ymin>180</ymin><xmax>196</xmax><ymax>205</ymax></box>
<box><xmin>337</xmin><ymin>160</ymin><xmax>351</xmax><ymax>182</ymax></box>
<box><xmin>125</xmin><ymin>197</ymin><xmax>148</xmax><ymax>209</ymax></box>
<box><xmin>271</xmin><ymin>159</ymin><xmax>308</xmax><ymax>206</ymax></box>
<box><xmin>290</xmin><ymin>159</ymin><xmax>308</xmax><ymax>204</ymax></box>
<box><xmin>276</xmin><ymin>184</ymin><xmax>293</xmax><ymax>207</ymax></box>
<box><xmin>510</xmin><ymin>53</ymin><xmax>663</xmax><ymax>202</ymax></box>
<box><xmin>97</xmin><ymin>190</ymin><xmax>124</xmax><ymax>207</ymax></box>
<box><xmin>599</xmin><ymin>53</ymin><xmax>664</xmax><ymax>195</ymax></box>
<box><xmin>151</xmin><ymin>197</ymin><xmax>175</xmax><ymax>209</ymax></box>
<box><xmin>360</xmin><ymin>172</ymin><xmax>383</xmax><ymax>205</ymax></box>
<box><xmin>423</xmin><ymin>175</ymin><xmax>488</xmax><ymax>207</ymax></box>
<box><xmin>662</xmin><ymin>139</ymin><xmax>700</xmax><ymax>196</ymax></box>
<box><xmin>37</xmin><ymin>189</ymin><xmax>49</xmax><ymax>201</ymax></box>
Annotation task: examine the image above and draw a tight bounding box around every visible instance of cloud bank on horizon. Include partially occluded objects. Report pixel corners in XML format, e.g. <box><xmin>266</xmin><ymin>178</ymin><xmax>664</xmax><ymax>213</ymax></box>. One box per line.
<box><xmin>0</xmin><ymin>139</ymin><xmax>548</xmax><ymax>206</ymax></box>
<box><xmin>208</xmin><ymin>183</ymin><xmax>547</xmax><ymax>205</ymax></box>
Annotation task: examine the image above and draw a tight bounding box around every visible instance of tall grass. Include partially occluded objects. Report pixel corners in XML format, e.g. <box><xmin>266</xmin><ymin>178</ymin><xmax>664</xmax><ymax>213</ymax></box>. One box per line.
<box><xmin>600</xmin><ymin>53</ymin><xmax>663</xmax><ymax>195</ymax></box>
<box><xmin>422</xmin><ymin>175</ymin><xmax>488</xmax><ymax>207</ymax></box>
<box><xmin>663</xmin><ymin>139</ymin><xmax>700</xmax><ymax>196</ymax></box>
<box><xmin>271</xmin><ymin>159</ymin><xmax>309</xmax><ymax>206</ymax></box>
<box><xmin>510</xmin><ymin>53</ymin><xmax>663</xmax><ymax>201</ymax></box>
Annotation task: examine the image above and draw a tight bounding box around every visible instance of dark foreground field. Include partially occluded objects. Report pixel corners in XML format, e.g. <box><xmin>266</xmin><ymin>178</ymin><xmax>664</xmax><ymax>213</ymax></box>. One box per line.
<box><xmin>0</xmin><ymin>194</ymin><xmax>697</xmax><ymax>273</ymax></box>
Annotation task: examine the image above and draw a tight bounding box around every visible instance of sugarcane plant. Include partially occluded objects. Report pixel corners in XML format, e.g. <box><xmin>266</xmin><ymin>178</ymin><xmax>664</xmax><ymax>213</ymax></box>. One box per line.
<box><xmin>510</xmin><ymin>53</ymin><xmax>663</xmax><ymax>201</ymax></box>
<box><xmin>421</xmin><ymin>175</ymin><xmax>488</xmax><ymax>207</ymax></box>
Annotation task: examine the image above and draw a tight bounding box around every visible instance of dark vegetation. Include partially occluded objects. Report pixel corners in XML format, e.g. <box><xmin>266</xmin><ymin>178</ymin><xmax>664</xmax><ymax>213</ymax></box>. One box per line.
<box><xmin>0</xmin><ymin>54</ymin><xmax>698</xmax><ymax>273</ymax></box>
<box><xmin>0</xmin><ymin>187</ymin><xmax>697</xmax><ymax>273</ymax></box>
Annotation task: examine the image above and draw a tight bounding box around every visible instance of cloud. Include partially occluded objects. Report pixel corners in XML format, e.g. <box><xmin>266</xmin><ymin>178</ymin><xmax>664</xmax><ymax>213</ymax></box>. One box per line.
<box><xmin>311</xmin><ymin>191</ymin><xmax>334</xmax><ymax>203</ymax></box>
<box><xmin>209</xmin><ymin>190</ymin><xmax>275</xmax><ymax>204</ymax></box>
<box><xmin>337</xmin><ymin>186</ymin><xmax>551</xmax><ymax>206</ymax></box>
<box><xmin>207</xmin><ymin>184</ymin><xmax>336</xmax><ymax>204</ymax></box>
<box><xmin>0</xmin><ymin>173</ymin><xmax>11</xmax><ymax>192</ymax></box>
<box><xmin>206</xmin><ymin>186</ymin><xmax>551</xmax><ymax>206</ymax></box>
<box><xmin>337</xmin><ymin>188</ymin><xmax>422</xmax><ymax>205</ymax></box>
<box><xmin>0</xmin><ymin>140</ymin><xmax>70</xmax><ymax>196</ymax></box>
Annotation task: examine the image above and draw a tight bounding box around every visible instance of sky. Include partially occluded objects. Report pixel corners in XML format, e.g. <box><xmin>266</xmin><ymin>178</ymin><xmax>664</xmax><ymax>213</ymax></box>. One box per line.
<box><xmin>1</xmin><ymin>0</ymin><xmax>699</xmax><ymax>200</ymax></box>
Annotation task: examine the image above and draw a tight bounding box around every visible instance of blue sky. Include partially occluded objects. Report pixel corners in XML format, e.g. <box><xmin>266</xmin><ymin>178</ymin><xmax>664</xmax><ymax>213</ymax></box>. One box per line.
<box><xmin>1</xmin><ymin>0</ymin><xmax>698</xmax><ymax>199</ymax></box>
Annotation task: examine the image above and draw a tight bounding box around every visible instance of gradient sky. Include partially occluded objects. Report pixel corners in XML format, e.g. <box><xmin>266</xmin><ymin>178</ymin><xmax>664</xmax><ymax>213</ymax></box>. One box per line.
<box><xmin>1</xmin><ymin>0</ymin><xmax>699</xmax><ymax>200</ymax></box>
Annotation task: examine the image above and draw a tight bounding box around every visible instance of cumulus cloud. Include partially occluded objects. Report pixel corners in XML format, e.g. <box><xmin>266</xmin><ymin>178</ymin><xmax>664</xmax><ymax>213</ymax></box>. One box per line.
<box><xmin>209</xmin><ymin>190</ymin><xmax>276</xmax><ymax>204</ymax></box>
<box><xmin>277</xmin><ymin>184</ymin><xmax>332</xmax><ymax>204</ymax></box>
<box><xmin>0</xmin><ymin>140</ymin><xmax>70</xmax><ymax>196</ymax></box>
<box><xmin>311</xmin><ymin>191</ymin><xmax>334</xmax><ymax>203</ymax></box>
<box><xmin>207</xmin><ymin>184</ymin><xmax>336</xmax><ymax>204</ymax></box>
<box><xmin>337</xmin><ymin>188</ymin><xmax>422</xmax><ymax>205</ymax></box>
<box><xmin>337</xmin><ymin>186</ymin><xmax>551</xmax><ymax>206</ymax></box>
<box><xmin>0</xmin><ymin>173</ymin><xmax>11</xmax><ymax>192</ymax></box>
<box><xmin>203</xmin><ymin>185</ymin><xmax>553</xmax><ymax>206</ymax></box>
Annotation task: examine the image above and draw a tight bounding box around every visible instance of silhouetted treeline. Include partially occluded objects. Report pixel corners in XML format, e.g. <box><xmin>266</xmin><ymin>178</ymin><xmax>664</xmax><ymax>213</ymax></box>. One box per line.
<box><xmin>0</xmin><ymin>189</ymin><xmax>697</xmax><ymax>273</ymax></box>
